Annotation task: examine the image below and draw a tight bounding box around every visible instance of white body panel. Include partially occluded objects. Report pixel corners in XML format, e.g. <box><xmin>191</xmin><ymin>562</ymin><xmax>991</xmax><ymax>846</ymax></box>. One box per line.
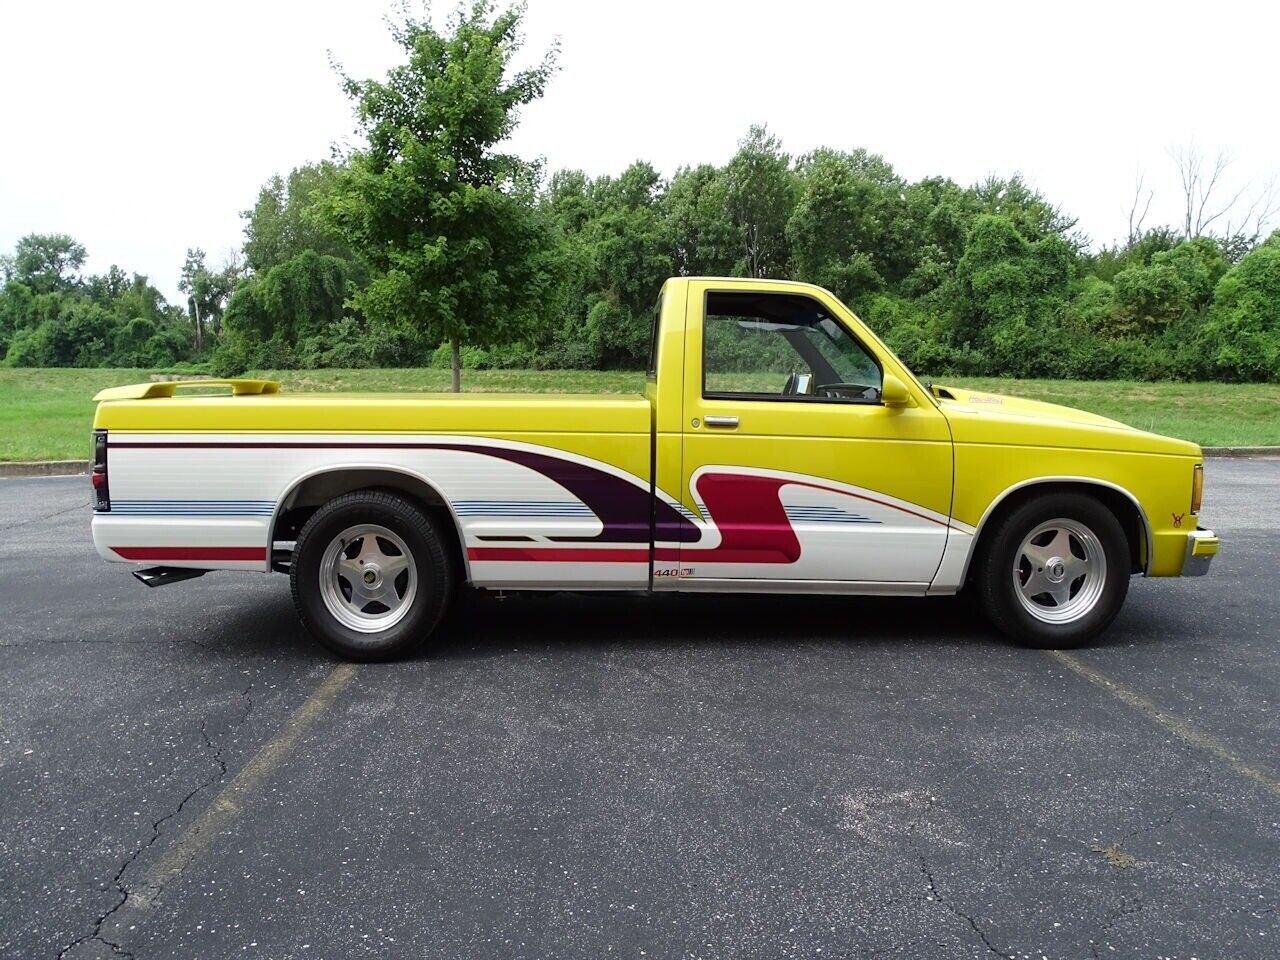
<box><xmin>93</xmin><ymin>431</ymin><xmax>976</xmax><ymax>594</ymax></box>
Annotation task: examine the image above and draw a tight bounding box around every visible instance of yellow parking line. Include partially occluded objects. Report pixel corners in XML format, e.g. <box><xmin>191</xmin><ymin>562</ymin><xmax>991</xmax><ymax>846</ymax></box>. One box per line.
<box><xmin>114</xmin><ymin>663</ymin><xmax>359</xmax><ymax>923</ymax></box>
<box><xmin>1047</xmin><ymin>650</ymin><xmax>1280</xmax><ymax>798</ymax></box>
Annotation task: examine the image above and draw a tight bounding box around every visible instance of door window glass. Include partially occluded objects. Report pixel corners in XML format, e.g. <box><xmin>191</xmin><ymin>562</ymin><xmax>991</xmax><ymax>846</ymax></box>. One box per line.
<box><xmin>702</xmin><ymin>292</ymin><xmax>882</xmax><ymax>402</ymax></box>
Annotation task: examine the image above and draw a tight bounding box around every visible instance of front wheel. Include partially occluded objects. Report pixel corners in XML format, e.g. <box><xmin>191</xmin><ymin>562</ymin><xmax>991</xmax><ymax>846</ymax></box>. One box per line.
<box><xmin>974</xmin><ymin>493</ymin><xmax>1130</xmax><ymax>649</ymax></box>
<box><xmin>290</xmin><ymin>490</ymin><xmax>454</xmax><ymax>660</ymax></box>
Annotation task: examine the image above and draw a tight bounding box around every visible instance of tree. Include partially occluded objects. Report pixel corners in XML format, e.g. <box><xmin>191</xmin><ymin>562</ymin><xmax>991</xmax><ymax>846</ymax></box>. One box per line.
<box><xmin>178</xmin><ymin>248</ymin><xmax>240</xmax><ymax>350</ymax></box>
<box><xmin>1198</xmin><ymin>236</ymin><xmax>1280</xmax><ymax>380</ymax></box>
<box><xmin>0</xmin><ymin>231</ymin><xmax>190</xmax><ymax>368</ymax></box>
<box><xmin>320</xmin><ymin>1</ymin><xmax>558</xmax><ymax>391</ymax></box>
<box><xmin>1107</xmin><ymin>263</ymin><xmax>1191</xmax><ymax>337</ymax></box>
<box><xmin>1127</xmin><ymin>171</ymin><xmax>1154</xmax><ymax>246</ymax></box>
<box><xmin>724</xmin><ymin>125</ymin><xmax>794</xmax><ymax>278</ymax></box>
<box><xmin>1166</xmin><ymin>143</ymin><xmax>1279</xmax><ymax>247</ymax></box>
<box><xmin>243</xmin><ymin>162</ymin><xmax>352</xmax><ymax>273</ymax></box>
<box><xmin>661</xmin><ymin>164</ymin><xmax>737</xmax><ymax>278</ymax></box>
<box><xmin>11</xmin><ymin>234</ymin><xmax>87</xmax><ymax>293</ymax></box>
<box><xmin>216</xmin><ymin>249</ymin><xmax>363</xmax><ymax>372</ymax></box>
<box><xmin>952</xmin><ymin>214</ymin><xmax>1075</xmax><ymax>375</ymax></box>
<box><xmin>971</xmin><ymin>175</ymin><xmax>1080</xmax><ymax>246</ymax></box>
<box><xmin>580</xmin><ymin>162</ymin><xmax>673</xmax><ymax>366</ymax></box>
<box><xmin>787</xmin><ymin>149</ymin><xmax>909</xmax><ymax>304</ymax></box>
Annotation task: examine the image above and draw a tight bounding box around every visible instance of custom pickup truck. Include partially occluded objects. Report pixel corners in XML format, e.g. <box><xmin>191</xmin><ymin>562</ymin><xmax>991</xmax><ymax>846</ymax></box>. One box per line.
<box><xmin>90</xmin><ymin>277</ymin><xmax>1218</xmax><ymax>659</ymax></box>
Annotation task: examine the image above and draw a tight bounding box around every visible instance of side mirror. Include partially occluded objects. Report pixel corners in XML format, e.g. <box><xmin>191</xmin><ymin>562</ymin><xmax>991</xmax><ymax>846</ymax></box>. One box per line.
<box><xmin>880</xmin><ymin>374</ymin><xmax>914</xmax><ymax>408</ymax></box>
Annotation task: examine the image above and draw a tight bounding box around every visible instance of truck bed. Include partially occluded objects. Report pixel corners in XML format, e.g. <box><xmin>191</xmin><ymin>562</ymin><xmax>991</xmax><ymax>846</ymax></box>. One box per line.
<box><xmin>93</xmin><ymin>391</ymin><xmax>653</xmax><ymax>435</ymax></box>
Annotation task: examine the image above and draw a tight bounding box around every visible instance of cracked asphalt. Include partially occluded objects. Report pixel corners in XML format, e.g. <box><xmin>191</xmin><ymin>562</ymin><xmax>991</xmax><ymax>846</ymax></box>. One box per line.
<box><xmin>1</xmin><ymin>462</ymin><xmax>1277</xmax><ymax>959</ymax></box>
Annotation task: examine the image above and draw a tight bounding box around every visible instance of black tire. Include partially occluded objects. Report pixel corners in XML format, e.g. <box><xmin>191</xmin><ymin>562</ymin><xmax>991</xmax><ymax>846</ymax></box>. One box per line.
<box><xmin>290</xmin><ymin>489</ymin><xmax>453</xmax><ymax>661</ymax></box>
<box><xmin>974</xmin><ymin>492</ymin><xmax>1130</xmax><ymax>649</ymax></box>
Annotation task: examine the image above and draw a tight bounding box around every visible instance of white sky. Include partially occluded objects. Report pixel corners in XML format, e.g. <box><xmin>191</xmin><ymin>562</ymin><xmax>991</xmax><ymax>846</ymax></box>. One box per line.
<box><xmin>2</xmin><ymin>0</ymin><xmax>1276</xmax><ymax>303</ymax></box>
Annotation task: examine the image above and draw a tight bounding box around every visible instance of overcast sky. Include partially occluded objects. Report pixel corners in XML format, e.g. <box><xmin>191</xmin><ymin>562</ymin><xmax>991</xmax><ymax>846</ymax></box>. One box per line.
<box><xmin>2</xmin><ymin>0</ymin><xmax>1276</xmax><ymax>302</ymax></box>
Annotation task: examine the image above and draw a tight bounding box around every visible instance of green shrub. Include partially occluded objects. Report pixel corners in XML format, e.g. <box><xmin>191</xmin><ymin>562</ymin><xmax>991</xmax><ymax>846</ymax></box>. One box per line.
<box><xmin>1198</xmin><ymin>243</ymin><xmax>1280</xmax><ymax>381</ymax></box>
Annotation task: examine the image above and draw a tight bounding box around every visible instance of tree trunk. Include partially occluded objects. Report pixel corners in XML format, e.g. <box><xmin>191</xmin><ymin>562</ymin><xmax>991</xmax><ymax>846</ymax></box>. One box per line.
<box><xmin>450</xmin><ymin>336</ymin><xmax>461</xmax><ymax>393</ymax></box>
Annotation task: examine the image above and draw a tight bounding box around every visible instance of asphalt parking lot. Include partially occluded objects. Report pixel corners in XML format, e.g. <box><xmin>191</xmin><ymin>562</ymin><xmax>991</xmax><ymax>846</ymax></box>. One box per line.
<box><xmin>2</xmin><ymin>463</ymin><xmax>1277</xmax><ymax>959</ymax></box>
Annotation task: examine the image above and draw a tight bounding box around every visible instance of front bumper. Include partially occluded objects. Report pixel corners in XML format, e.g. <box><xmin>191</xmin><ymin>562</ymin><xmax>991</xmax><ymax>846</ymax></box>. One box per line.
<box><xmin>1182</xmin><ymin>528</ymin><xmax>1219</xmax><ymax>577</ymax></box>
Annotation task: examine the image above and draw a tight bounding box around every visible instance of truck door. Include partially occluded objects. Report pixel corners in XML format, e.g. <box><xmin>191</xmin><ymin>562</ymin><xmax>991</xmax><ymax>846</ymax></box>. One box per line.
<box><xmin>671</xmin><ymin>282</ymin><xmax>954</xmax><ymax>590</ymax></box>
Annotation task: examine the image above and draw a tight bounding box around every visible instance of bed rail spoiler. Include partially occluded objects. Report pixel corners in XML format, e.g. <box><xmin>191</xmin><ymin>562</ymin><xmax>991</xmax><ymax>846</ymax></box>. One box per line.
<box><xmin>93</xmin><ymin>379</ymin><xmax>281</xmax><ymax>402</ymax></box>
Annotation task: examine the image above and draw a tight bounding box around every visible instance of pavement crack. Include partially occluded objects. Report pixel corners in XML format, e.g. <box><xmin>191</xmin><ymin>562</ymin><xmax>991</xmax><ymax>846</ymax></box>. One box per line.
<box><xmin>1121</xmin><ymin>766</ymin><xmax>1213</xmax><ymax>844</ymax></box>
<box><xmin>906</xmin><ymin>793</ymin><xmax>1013</xmax><ymax>960</ymax></box>
<box><xmin>918</xmin><ymin>855</ymin><xmax>1015</xmax><ymax>960</ymax></box>
<box><xmin>0</xmin><ymin>498</ymin><xmax>90</xmax><ymax>532</ymax></box>
<box><xmin>1089</xmin><ymin>894</ymin><xmax>1143</xmax><ymax>959</ymax></box>
<box><xmin>55</xmin><ymin>682</ymin><xmax>255</xmax><ymax>959</ymax></box>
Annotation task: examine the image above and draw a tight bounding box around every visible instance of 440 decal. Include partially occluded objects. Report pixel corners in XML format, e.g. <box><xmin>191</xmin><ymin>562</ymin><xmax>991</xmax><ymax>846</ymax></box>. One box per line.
<box><xmin>652</xmin><ymin>566</ymin><xmax>695</xmax><ymax>578</ymax></box>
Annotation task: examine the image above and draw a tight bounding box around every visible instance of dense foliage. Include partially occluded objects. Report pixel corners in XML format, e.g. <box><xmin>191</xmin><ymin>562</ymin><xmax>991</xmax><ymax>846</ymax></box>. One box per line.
<box><xmin>3</xmin><ymin>3</ymin><xmax>1278</xmax><ymax>383</ymax></box>
<box><xmin>0</xmin><ymin>235</ymin><xmax>195</xmax><ymax>368</ymax></box>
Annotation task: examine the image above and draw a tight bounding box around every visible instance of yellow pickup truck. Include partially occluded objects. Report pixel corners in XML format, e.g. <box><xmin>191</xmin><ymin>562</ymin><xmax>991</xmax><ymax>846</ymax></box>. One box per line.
<box><xmin>89</xmin><ymin>277</ymin><xmax>1217</xmax><ymax>659</ymax></box>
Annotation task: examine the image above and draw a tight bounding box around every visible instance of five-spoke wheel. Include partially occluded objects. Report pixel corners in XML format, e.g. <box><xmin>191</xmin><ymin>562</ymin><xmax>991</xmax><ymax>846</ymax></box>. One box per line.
<box><xmin>975</xmin><ymin>492</ymin><xmax>1130</xmax><ymax>648</ymax></box>
<box><xmin>291</xmin><ymin>490</ymin><xmax>453</xmax><ymax>660</ymax></box>
<box><xmin>319</xmin><ymin>524</ymin><xmax>418</xmax><ymax>633</ymax></box>
<box><xmin>1012</xmin><ymin>518</ymin><xmax>1107</xmax><ymax>624</ymax></box>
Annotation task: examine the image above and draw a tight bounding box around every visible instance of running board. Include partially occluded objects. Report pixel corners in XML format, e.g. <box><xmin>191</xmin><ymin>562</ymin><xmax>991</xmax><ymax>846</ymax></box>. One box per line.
<box><xmin>132</xmin><ymin>566</ymin><xmax>209</xmax><ymax>588</ymax></box>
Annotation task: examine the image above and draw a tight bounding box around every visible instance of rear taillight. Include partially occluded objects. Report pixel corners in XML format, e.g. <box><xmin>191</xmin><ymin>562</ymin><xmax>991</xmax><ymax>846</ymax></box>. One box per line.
<box><xmin>92</xmin><ymin>430</ymin><xmax>110</xmax><ymax>512</ymax></box>
<box><xmin>1190</xmin><ymin>463</ymin><xmax>1203</xmax><ymax>515</ymax></box>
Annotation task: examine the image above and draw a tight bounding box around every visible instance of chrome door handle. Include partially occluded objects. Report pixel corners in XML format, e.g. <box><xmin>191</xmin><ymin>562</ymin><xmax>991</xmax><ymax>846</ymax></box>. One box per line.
<box><xmin>704</xmin><ymin>415</ymin><xmax>739</xmax><ymax>428</ymax></box>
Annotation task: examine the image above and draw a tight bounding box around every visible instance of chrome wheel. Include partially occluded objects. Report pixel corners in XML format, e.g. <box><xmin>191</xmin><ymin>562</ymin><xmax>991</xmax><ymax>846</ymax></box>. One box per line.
<box><xmin>318</xmin><ymin>524</ymin><xmax>417</xmax><ymax>633</ymax></box>
<box><xmin>1012</xmin><ymin>518</ymin><xmax>1107</xmax><ymax>624</ymax></box>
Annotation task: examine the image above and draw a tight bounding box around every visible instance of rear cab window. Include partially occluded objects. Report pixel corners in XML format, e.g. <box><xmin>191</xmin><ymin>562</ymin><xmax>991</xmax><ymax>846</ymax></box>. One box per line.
<box><xmin>647</xmin><ymin>292</ymin><xmax>663</xmax><ymax>381</ymax></box>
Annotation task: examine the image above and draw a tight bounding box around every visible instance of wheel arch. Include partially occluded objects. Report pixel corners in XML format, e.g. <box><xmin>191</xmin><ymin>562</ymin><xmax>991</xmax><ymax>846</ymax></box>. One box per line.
<box><xmin>960</xmin><ymin>477</ymin><xmax>1151</xmax><ymax>587</ymax></box>
<box><xmin>269</xmin><ymin>465</ymin><xmax>470</xmax><ymax>582</ymax></box>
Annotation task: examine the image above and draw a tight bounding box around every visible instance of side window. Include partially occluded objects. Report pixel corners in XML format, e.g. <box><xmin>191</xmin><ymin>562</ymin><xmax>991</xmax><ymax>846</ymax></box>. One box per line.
<box><xmin>702</xmin><ymin>292</ymin><xmax>883</xmax><ymax>402</ymax></box>
<box><xmin>646</xmin><ymin>293</ymin><xmax>663</xmax><ymax>380</ymax></box>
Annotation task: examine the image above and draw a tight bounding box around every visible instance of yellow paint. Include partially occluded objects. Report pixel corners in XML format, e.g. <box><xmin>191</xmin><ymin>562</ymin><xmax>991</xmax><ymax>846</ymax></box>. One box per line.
<box><xmin>94</xmin><ymin>391</ymin><xmax>651</xmax><ymax>435</ymax></box>
<box><xmin>675</xmin><ymin>278</ymin><xmax>953</xmax><ymax>521</ymax></box>
<box><xmin>1048</xmin><ymin>651</ymin><xmax>1280</xmax><ymax>798</ymax></box>
<box><xmin>113</xmin><ymin>663</ymin><xmax>359</xmax><ymax>922</ymax></box>
<box><xmin>93</xmin><ymin>276</ymin><xmax>1208</xmax><ymax>578</ymax></box>
<box><xmin>1191</xmin><ymin>535</ymin><xmax>1219</xmax><ymax>557</ymax></box>
<box><xmin>93</xmin><ymin>378</ymin><xmax>280</xmax><ymax>401</ymax></box>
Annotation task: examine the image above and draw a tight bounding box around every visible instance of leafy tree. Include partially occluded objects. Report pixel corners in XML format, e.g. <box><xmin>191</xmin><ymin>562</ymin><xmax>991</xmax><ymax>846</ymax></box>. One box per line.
<box><xmin>243</xmin><ymin>162</ymin><xmax>352</xmax><ymax>273</ymax></box>
<box><xmin>1152</xmin><ymin>236</ymin><xmax>1229</xmax><ymax>309</ymax></box>
<box><xmin>661</xmin><ymin>164</ymin><xmax>736</xmax><ymax>277</ymax></box>
<box><xmin>0</xmin><ymin>236</ymin><xmax>190</xmax><ymax>369</ymax></box>
<box><xmin>724</xmin><ymin>125</ymin><xmax>794</xmax><ymax>278</ymax></box>
<box><xmin>952</xmin><ymin>215</ymin><xmax>1075</xmax><ymax>375</ymax></box>
<box><xmin>1107</xmin><ymin>263</ymin><xmax>1191</xmax><ymax>337</ymax></box>
<box><xmin>580</xmin><ymin>163</ymin><xmax>673</xmax><ymax>366</ymax></box>
<box><xmin>178</xmin><ymin>248</ymin><xmax>240</xmax><ymax>349</ymax></box>
<box><xmin>787</xmin><ymin>149</ymin><xmax>910</xmax><ymax>304</ymax></box>
<box><xmin>217</xmin><ymin>250</ymin><xmax>360</xmax><ymax>371</ymax></box>
<box><xmin>11</xmin><ymin>234</ymin><xmax>86</xmax><ymax>293</ymax></box>
<box><xmin>1198</xmin><ymin>237</ymin><xmax>1280</xmax><ymax>380</ymax></box>
<box><xmin>319</xmin><ymin>0</ymin><xmax>558</xmax><ymax>391</ymax></box>
<box><xmin>972</xmin><ymin>175</ymin><xmax>1080</xmax><ymax>246</ymax></box>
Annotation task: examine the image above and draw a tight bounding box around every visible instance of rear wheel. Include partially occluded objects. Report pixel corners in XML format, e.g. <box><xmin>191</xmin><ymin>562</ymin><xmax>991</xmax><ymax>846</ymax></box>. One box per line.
<box><xmin>975</xmin><ymin>492</ymin><xmax>1130</xmax><ymax>649</ymax></box>
<box><xmin>290</xmin><ymin>490</ymin><xmax>453</xmax><ymax>660</ymax></box>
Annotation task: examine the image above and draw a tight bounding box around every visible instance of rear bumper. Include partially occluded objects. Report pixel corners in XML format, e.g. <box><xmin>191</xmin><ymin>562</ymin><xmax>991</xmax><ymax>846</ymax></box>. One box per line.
<box><xmin>1182</xmin><ymin>528</ymin><xmax>1219</xmax><ymax>577</ymax></box>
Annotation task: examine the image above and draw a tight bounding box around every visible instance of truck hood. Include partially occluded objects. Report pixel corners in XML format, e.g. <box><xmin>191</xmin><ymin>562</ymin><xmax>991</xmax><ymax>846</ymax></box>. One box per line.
<box><xmin>931</xmin><ymin>384</ymin><xmax>1130</xmax><ymax>430</ymax></box>
<box><xmin>930</xmin><ymin>383</ymin><xmax>1200</xmax><ymax>457</ymax></box>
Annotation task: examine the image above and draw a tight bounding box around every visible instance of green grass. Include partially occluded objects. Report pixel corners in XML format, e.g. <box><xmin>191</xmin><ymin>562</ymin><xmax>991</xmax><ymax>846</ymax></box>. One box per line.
<box><xmin>2</xmin><ymin>367</ymin><xmax>1277</xmax><ymax>461</ymax></box>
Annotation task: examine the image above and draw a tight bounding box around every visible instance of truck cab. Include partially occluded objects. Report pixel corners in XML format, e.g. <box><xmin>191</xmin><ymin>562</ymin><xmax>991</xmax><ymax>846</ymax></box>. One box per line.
<box><xmin>649</xmin><ymin>278</ymin><xmax>955</xmax><ymax>591</ymax></box>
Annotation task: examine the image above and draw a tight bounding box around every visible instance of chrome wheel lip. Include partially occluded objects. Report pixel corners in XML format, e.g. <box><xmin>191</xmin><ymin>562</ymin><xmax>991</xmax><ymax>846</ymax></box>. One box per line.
<box><xmin>1012</xmin><ymin>517</ymin><xmax>1107</xmax><ymax>625</ymax></box>
<box><xmin>319</xmin><ymin>523</ymin><xmax>417</xmax><ymax>634</ymax></box>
